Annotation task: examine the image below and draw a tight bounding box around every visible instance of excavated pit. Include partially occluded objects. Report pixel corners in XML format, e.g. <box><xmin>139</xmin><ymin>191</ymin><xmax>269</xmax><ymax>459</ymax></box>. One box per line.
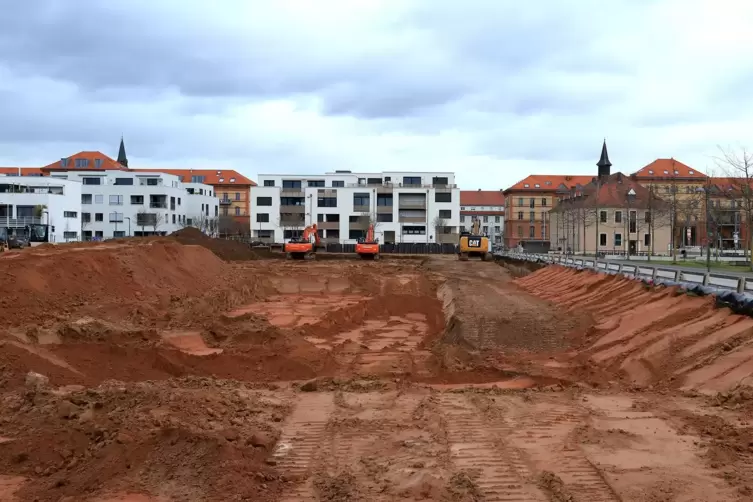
<box><xmin>3</xmin><ymin>241</ymin><xmax>753</xmax><ymax>502</ymax></box>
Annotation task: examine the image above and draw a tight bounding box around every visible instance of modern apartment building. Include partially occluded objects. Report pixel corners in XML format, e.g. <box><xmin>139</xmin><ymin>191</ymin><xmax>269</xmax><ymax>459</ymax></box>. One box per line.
<box><xmin>147</xmin><ymin>169</ymin><xmax>256</xmax><ymax>233</ymax></box>
<box><xmin>459</xmin><ymin>190</ymin><xmax>505</xmax><ymax>246</ymax></box>
<box><xmin>45</xmin><ymin>170</ymin><xmax>218</xmax><ymax>239</ymax></box>
<box><xmin>0</xmin><ymin>177</ymin><xmax>82</xmax><ymax>243</ymax></box>
<box><xmin>250</xmin><ymin>171</ymin><xmax>460</xmax><ymax>244</ymax></box>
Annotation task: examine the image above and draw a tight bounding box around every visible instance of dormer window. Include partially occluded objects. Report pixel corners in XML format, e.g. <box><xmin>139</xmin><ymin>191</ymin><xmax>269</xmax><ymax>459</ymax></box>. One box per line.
<box><xmin>689</xmin><ymin>170</ymin><xmax>694</xmax><ymax>175</ymax></box>
<box><xmin>219</xmin><ymin>178</ymin><xmax>224</xmax><ymax>182</ymax></box>
<box><xmin>524</xmin><ymin>183</ymin><xmax>529</xmax><ymax>188</ymax></box>
<box><xmin>648</xmin><ymin>170</ymin><xmax>654</xmax><ymax>174</ymax></box>
<box><xmin>663</xmin><ymin>170</ymin><xmax>669</xmax><ymax>174</ymax></box>
<box><xmin>674</xmin><ymin>170</ymin><xmax>679</xmax><ymax>175</ymax></box>
<box><xmin>545</xmin><ymin>181</ymin><xmax>552</xmax><ymax>185</ymax></box>
<box><xmin>230</xmin><ymin>178</ymin><xmax>236</xmax><ymax>183</ymax></box>
<box><xmin>534</xmin><ymin>184</ymin><xmax>540</xmax><ymax>188</ymax></box>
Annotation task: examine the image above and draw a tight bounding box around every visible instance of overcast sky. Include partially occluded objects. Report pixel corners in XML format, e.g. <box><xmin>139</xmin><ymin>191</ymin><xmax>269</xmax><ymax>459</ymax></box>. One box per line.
<box><xmin>1</xmin><ymin>0</ymin><xmax>752</xmax><ymax>188</ymax></box>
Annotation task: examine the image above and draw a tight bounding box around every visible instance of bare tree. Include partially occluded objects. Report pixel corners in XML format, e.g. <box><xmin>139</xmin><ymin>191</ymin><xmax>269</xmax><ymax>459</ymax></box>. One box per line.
<box><xmin>716</xmin><ymin>147</ymin><xmax>753</xmax><ymax>267</ymax></box>
<box><xmin>151</xmin><ymin>212</ymin><xmax>163</xmax><ymax>235</ymax></box>
<box><xmin>136</xmin><ymin>207</ymin><xmax>152</xmax><ymax>236</ymax></box>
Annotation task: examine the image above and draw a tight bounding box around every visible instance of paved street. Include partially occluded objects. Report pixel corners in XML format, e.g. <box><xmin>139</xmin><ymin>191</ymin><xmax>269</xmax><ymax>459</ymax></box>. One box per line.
<box><xmin>602</xmin><ymin>258</ymin><xmax>753</xmax><ymax>279</ymax></box>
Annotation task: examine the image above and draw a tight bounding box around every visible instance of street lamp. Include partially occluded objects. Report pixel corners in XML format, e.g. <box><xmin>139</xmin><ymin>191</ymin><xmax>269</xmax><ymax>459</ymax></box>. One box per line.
<box><xmin>696</xmin><ymin>187</ymin><xmax>712</xmax><ymax>273</ymax></box>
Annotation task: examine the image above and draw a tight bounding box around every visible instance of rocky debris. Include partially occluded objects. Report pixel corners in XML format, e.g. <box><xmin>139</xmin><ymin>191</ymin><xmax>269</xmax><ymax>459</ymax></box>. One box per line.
<box><xmin>25</xmin><ymin>371</ymin><xmax>49</xmax><ymax>389</ymax></box>
<box><xmin>537</xmin><ymin>470</ymin><xmax>575</xmax><ymax>502</ymax></box>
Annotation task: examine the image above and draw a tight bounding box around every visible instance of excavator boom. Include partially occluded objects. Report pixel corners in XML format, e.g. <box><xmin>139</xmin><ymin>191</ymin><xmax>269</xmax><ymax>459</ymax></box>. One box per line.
<box><xmin>356</xmin><ymin>223</ymin><xmax>379</xmax><ymax>260</ymax></box>
<box><xmin>284</xmin><ymin>223</ymin><xmax>320</xmax><ymax>259</ymax></box>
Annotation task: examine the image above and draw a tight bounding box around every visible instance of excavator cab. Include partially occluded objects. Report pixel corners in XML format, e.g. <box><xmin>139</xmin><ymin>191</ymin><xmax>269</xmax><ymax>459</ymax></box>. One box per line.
<box><xmin>457</xmin><ymin>219</ymin><xmax>492</xmax><ymax>261</ymax></box>
<box><xmin>355</xmin><ymin>223</ymin><xmax>379</xmax><ymax>260</ymax></box>
<box><xmin>284</xmin><ymin>224</ymin><xmax>321</xmax><ymax>260</ymax></box>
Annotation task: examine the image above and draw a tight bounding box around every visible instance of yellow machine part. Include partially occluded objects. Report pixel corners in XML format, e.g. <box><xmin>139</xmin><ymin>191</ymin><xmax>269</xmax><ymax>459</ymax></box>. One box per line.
<box><xmin>458</xmin><ymin>234</ymin><xmax>491</xmax><ymax>261</ymax></box>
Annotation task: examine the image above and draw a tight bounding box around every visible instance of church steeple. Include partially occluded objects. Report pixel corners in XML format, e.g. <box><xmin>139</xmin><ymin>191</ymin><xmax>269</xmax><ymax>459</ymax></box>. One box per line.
<box><xmin>117</xmin><ymin>136</ymin><xmax>128</xmax><ymax>168</ymax></box>
<box><xmin>597</xmin><ymin>139</ymin><xmax>611</xmax><ymax>179</ymax></box>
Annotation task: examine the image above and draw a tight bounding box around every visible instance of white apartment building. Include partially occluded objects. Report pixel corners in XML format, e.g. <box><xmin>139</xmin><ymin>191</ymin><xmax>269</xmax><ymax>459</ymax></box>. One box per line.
<box><xmin>47</xmin><ymin>171</ymin><xmax>218</xmax><ymax>240</ymax></box>
<box><xmin>0</xmin><ymin>176</ymin><xmax>82</xmax><ymax>243</ymax></box>
<box><xmin>250</xmin><ymin>171</ymin><xmax>460</xmax><ymax>244</ymax></box>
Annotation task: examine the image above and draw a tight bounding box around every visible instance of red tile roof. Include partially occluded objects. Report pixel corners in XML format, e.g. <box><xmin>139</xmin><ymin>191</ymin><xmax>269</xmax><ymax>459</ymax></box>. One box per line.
<box><xmin>461</xmin><ymin>210</ymin><xmax>505</xmax><ymax>216</ymax></box>
<box><xmin>43</xmin><ymin>151</ymin><xmax>127</xmax><ymax>171</ymax></box>
<box><xmin>633</xmin><ymin>158</ymin><xmax>705</xmax><ymax>179</ymax></box>
<box><xmin>460</xmin><ymin>190</ymin><xmax>504</xmax><ymax>206</ymax></box>
<box><xmin>136</xmin><ymin>169</ymin><xmax>256</xmax><ymax>186</ymax></box>
<box><xmin>505</xmin><ymin>174</ymin><xmax>594</xmax><ymax>192</ymax></box>
<box><xmin>0</xmin><ymin>167</ymin><xmax>44</xmax><ymax>176</ymax></box>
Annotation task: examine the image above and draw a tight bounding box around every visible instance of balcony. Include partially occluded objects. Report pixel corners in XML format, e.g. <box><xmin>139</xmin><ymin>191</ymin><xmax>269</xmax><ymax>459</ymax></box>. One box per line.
<box><xmin>399</xmin><ymin>216</ymin><xmax>426</xmax><ymax>223</ymax></box>
<box><xmin>398</xmin><ymin>199</ymin><xmax>426</xmax><ymax>209</ymax></box>
<box><xmin>281</xmin><ymin>188</ymin><xmax>304</xmax><ymax>197</ymax></box>
<box><xmin>280</xmin><ymin>205</ymin><xmax>305</xmax><ymax>213</ymax></box>
<box><xmin>219</xmin><ymin>199</ymin><xmax>232</xmax><ymax>205</ymax></box>
<box><xmin>279</xmin><ymin>218</ymin><xmax>305</xmax><ymax>227</ymax></box>
<box><xmin>149</xmin><ymin>202</ymin><xmax>167</xmax><ymax>209</ymax></box>
<box><xmin>317</xmin><ymin>221</ymin><xmax>340</xmax><ymax>230</ymax></box>
<box><xmin>376</xmin><ymin>205</ymin><xmax>393</xmax><ymax>214</ymax></box>
<box><xmin>353</xmin><ymin>204</ymin><xmax>370</xmax><ymax>213</ymax></box>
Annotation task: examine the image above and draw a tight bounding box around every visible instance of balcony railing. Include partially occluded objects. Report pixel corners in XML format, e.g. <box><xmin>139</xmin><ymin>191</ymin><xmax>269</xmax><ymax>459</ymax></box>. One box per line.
<box><xmin>398</xmin><ymin>216</ymin><xmax>427</xmax><ymax>223</ymax></box>
<box><xmin>398</xmin><ymin>200</ymin><xmax>427</xmax><ymax>209</ymax></box>
<box><xmin>149</xmin><ymin>202</ymin><xmax>167</xmax><ymax>209</ymax></box>
<box><xmin>0</xmin><ymin>216</ymin><xmax>44</xmax><ymax>226</ymax></box>
<box><xmin>353</xmin><ymin>204</ymin><xmax>370</xmax><ymax>213</ymax></box>
<box><xmin>344</xmin><ymin>182</ymin><xmax>457</xmax><ymax>189</ymax></box>
<box><xmin>219</xmin><ymin>199</ymin><xmax>232</xmax><ymax>205</ymax></box>
<box><xmin>280</xmin><ymin>205</ymin><xmax>305</xmax><ymax>213</ymax></box>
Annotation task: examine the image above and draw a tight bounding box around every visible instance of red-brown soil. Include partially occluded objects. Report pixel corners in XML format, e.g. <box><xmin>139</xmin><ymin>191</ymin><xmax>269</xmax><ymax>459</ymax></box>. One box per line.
<box><xmin>2</xmin><ymin>242</ymin><xmax>753</xmax><ymax>501</ymax></box>
<box><xmin>515</xmin><ymin>266</ymin><xmax>753</xmax><ymax>394</ymax></box>
<box><xmin>169</xmin><ymin>227</ymin><xmax>282</xmax><ymax>261</ymax></box>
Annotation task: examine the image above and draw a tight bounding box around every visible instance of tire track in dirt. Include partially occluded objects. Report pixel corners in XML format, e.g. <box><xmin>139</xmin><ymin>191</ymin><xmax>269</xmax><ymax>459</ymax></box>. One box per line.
<box><xmin>438</xmin><ymin>393</ymin><xmax>547</xmax><ymax>501</ymax></box>
<box><xmin>506</xmin><ymin>405</ymin><xmax>621</xmax><ymax>502</ymax></box>
<box><xmin>272</xmin><ymin>393</ymin><xmax>335</xmax><ymax>501</ymax></box>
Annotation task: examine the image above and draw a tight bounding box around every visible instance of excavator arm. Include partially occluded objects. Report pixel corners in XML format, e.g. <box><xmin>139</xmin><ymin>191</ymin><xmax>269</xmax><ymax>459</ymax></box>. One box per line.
<box><xmin>471</xmin><ymin>219</ymin><xmax>481</xmax><ymax>235</ymax></box>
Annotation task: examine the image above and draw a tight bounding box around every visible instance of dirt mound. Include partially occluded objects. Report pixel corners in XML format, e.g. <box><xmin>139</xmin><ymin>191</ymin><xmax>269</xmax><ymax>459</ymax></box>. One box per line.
<box><xmin>0</xmin><ymin>378</ymin><xmax>289</xmax><ymax>502</ymax></box>
<box><xmin>0</xmin><ymin>240</ymin><xmax>229</xmax><ymax>329</ymax></box>
<box><xmin>169</xmin><ymin>227</ymin><xmax>281</xmax><ymax>261</ymax></box>
<box><xmin>515</xmin><ymin>266</ymin><xmax>753</xmax><ymax>393</ymax></box>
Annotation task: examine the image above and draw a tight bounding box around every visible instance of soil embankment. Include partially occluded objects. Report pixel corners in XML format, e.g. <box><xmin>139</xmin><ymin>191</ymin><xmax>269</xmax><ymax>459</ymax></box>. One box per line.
<box><xmin>515</xmin><ymin>265</ymin><xmax>753</xmax><ymax>394</ymax></box>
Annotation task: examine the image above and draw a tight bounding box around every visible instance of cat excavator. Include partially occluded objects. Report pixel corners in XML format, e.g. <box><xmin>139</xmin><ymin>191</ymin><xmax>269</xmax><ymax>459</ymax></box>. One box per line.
<box><xmin>355</xmin><ymin>223</ymin><xmax>379</xmax><ymax>260</ymax></box>
<box><xmin>457</xmin><ymin>218</ymin><xmax>492</xmax><ymax>261</ymax></box>
<box><xmin>284</xmin><ymin>223</ymin><xmax>321</xmax><ymax>260</ymax></box>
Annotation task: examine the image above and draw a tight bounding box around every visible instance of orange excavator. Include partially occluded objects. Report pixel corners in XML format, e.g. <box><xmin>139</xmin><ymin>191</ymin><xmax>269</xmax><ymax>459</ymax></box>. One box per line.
<box><xmin>355</xmin><ymin>223</ymin><xmax>379</xmax><ymax>260</ymax></box>
<box><xmin>284</xmin><ymin>224</ymin><xmax>321</xmax><ymax>259</ymax></box>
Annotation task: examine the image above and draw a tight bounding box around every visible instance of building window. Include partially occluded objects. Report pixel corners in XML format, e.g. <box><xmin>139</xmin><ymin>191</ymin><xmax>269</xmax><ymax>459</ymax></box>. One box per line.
<box><xmin>307</xmin><ymin>180</ymin><xmax>325</xmax><ymax>187</ymax></box>
<box><xmin>517</xmin><ymin>225</ymin><xmax>523</xmax><ymax>237</ymax></box>
<box><xmin>629</xmin><ymin>210</ymin><xmax>637</xmax><ymax>233</ymax></box>
<box><xmin>402</xmin><ymin>225</ymin><xmax>426</xmax><ymax>235</ymax></box>
<box><xmin>529</xmin><ymin>225</ymin><xmax>535</xmax><ymax>238</ymax></box>
<box><xmin>131</xmin><ymin>195</ymin><xmax>144</xmax><ymax>205</ymax></box>
<box><xmin>517</xmin><ymin>198</ymin><xmax>523</xmax><ymax>206</ymax></box>
<box><xmin>614</xmin><ymin>211</ymin><xmax>622</xmax><ymax>224</ymax></box>
<box><xmin>263</xmin><ymin>180</ymin><xmax>275</xmax><ymax>187</ymax></box>
<box><xmin>114</xmin><ymin>178</ymin><xmax>133</xmax><ymax>185</ymax></box>
<box><xmin>435</xmin><ymin>192</ymin><xmax>452</xmax><ymax>203</ymax></box>
<box><xmin>191</xmin><ymin>175</ymin><xmax>206</xmax><ymax>183</ymax></box>
<box><xmin>113</xmin><ymin>231</ymin><xmax>126</xmax><ymax>238</ymax></box>
<box><xmin>63</xmin><ymin>211</ymin><xmax>77</xmax><ymax>218</ymax></box>
<box><xmin>439</xmin><ymin>209</ymin><xmax>451</xmax><ymax>219</ymax></box>
<box><xmin>257</xmin><ymin>197</ymin><xmax>272</xmax><ymax>206</ymax></box>
<box><xmin>644</xmin><ymin>234</ymin><xmax>651</xmax><ymax>246</ymax></box>
<box><xmin>599</xmin><ymin>233</ymin><xmax>607</xmax><ymax>246</ymax></box>
<box><xmin>282</xmin><ymin>180</ymin><xmax>302</xmax><ymax>189</ymax></box>
<box><xmin>377</xmin><ymin>194</ymin><xmax>393</xmax><ymax>206</ymax></box>
<box><xmin>95</xmin><ymin>213</ymin><xmax>104</xmax><ymax>222</ymax></box>
<box><xmin>81</xmin><ymin>194</ymin><xmax>92</xmax><ymax>204</ymax></box>
<box><xmin>82</xmin><ymin>177</ymin><xmax>101</xmax><ymax>185</ymax></box>
<box><xmin>94</xmin><ymin>195</ymin><xmax>104</xmax><ymax>204</ymax></box>
<box><xmin>541</xmin><ymin>198</ymin><xmax>547</xmax><ymax>206</ymax></box>
<box><xmin>529</xmin><ymin>211</ymin><xmax>535</xmax><ymax>222</ymax></box>
<box><xmin>172</xmin><ymin>214</ymin><xmax>176</xmax><ymax>224</ymax></box>
<box><xmin>614</xmin><ymin>233</ymin><xmax>622</xmax><ymax>246</ymax></box>
<box><xmin>353</xmin><ymin>193</ymin><xmax>369</xmax><ymax>206</ymax></box>
<box><xmin>529</xmin><ymin>198</ymin><xmax>535</xmax><ymax>208</ymax></box>
<box><xmin>495</xmin><ymin>216</ymin><xmax>500</xmax><ymax>223</ymax></box>
<box><xmin>600</xmin><ymin>210</ymin><xmax>607</xmax><ymax>223</ymax></box>
<box><xmin>235</xmin><ymin>192</ymin><xmax>241</xmax><ymax>200</ymax></box>
<box><xmin>377</xmin><ymin>213</ymin><xmax>393</xmax><ymax>223</ymax></box>
<box><xmin>318</xmin><ymin>197</ymin><xmax>337</xmax><ymax>207</ymax></box>
<box><xmin>235</xmin><ymin>207</ymin><xmax>241</xmax><ymax>216</ymax></box>
<box><xmin>518</xmin><ymin>211</ymin><xmax>523</xmax><ymax>220</ymax></box>
<box><xmin>332</xmin><ymin>180</ymin><xmax>345</xmax><ymax>187</ymax></box>
<box><xmin>109</xmin><ymin>195</ymin><xmax>123</xmax><ymax>205</ymax></box>
<box><xmin>75</xmin><ymin>158</ymin><xmax>89</xmax><ymax>168</ymax></box>
<box><xmin>63</xmin><ymin>231</ymin><xmax>78</xmax><ymax>240</ymax></box>
<box><xmin>109</xmin><ymin>212</ymin><xmax>124</xmax><ymax>223</ymax></box>
<box><xmin>402</xmin><ymin>176</ymin><xmax>421</xmax><ymax>186</ymax></box>
<box><xmin>644</xmin><ymin>211</ymin><xmax>651</xmax><ymax>223</ymax></box>
<box><xmin>257</xmin><ymin>213</ymin><xmax>269</xmax><ymax>223</ymax></box>
<box><xmin>81</xmin><ymin>213</ymin><xmax>91</xmax><ymax>223</ymax></box>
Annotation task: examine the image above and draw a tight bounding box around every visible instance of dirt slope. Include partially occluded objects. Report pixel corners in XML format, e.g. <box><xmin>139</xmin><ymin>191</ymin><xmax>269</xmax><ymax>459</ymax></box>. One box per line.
<box><xmin>515</xmin><ymin>266</ymin><xmax>753</xmax><ymax>394</ymax></box>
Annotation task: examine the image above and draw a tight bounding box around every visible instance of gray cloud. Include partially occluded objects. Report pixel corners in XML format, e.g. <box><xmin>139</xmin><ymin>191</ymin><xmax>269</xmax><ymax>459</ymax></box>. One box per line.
<box><xmin>0</xmin><ymin>0</ymin><xmax>752</xmax><ymax>189</ymax></box>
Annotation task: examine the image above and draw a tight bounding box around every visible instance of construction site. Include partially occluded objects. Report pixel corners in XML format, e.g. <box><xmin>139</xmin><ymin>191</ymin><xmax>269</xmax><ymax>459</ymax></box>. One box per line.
<box><xmin>1</xmin><ymin>229</ymin><xmax>752</xmax><ymax>502</ymax></box>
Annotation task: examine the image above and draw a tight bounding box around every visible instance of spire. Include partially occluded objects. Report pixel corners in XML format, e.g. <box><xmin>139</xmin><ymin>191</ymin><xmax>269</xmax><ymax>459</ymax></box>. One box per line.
<box><xmin>597</xmin><ymin>139</ymin><xmax>611</xmax><ymax>179</ymax></box>
<box><xmin>117</xmin><ymin>136</ymin><xmax>128</xmax><ymax>168</ymax></box>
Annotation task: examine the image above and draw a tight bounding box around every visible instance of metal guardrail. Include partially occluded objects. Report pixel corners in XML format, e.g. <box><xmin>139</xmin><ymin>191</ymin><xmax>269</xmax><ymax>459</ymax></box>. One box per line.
<box><xmin>497</xmin><ymin>252</ymin><xmax>747</xmax><ymax>293</ymax></box>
